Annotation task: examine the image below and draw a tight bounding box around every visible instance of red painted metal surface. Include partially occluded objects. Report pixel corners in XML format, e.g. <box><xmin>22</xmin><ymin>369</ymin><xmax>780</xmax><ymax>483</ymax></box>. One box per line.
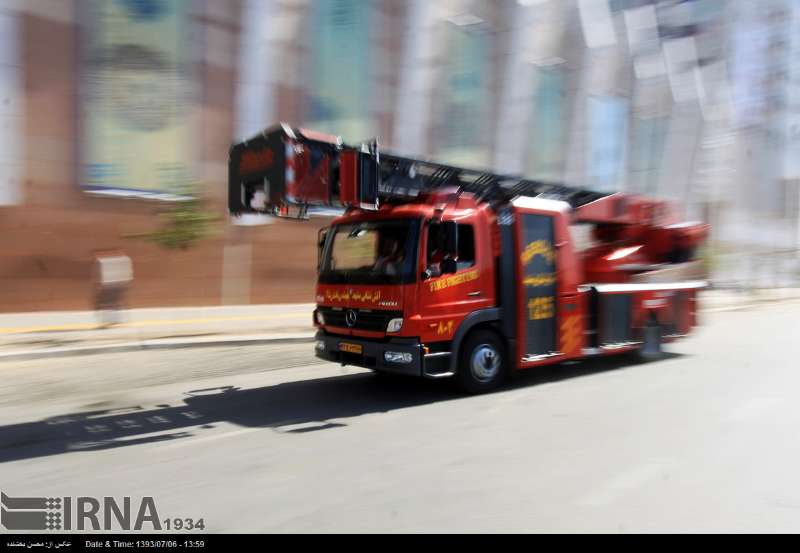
<box><xmin>338</xmin><ymin>150</ymin><xmax>359</xmax><ymax>206</ymax></box>
<box><xmin>415</xmin><ymin>199</ymin><xmax>496</xmax><ymax>345</ymax></box>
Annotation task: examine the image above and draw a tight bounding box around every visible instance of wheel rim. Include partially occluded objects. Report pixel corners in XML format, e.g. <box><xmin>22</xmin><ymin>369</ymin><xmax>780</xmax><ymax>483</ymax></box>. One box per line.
<box><xmin>470</xmin><ymin>344</ymin><xmax>501</xmax><ymax>382</ymax></box>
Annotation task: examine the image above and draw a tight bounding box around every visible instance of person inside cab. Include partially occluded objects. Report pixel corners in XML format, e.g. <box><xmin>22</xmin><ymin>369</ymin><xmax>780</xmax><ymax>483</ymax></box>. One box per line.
<box><xmin>426</xmin><ymin>224</ymin><xmax>447</xmax><ymax>276</ymax></box>
<box><xmin>374</xmin><ymin>236</ymin><xmax>404</xmax><ymax>275</ymax></box>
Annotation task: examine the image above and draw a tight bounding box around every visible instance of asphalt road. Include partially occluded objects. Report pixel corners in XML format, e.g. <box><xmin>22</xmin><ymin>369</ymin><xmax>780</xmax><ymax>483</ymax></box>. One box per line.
<box><xmin>1</xmin><ymin>300</ymin><xmax>799</xmax><ymax>533</ymax></box>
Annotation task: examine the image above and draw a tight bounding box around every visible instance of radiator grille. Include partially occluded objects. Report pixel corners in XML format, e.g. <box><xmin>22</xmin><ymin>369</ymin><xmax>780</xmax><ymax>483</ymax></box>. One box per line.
<box><xmin>319</xmin><ymin>307</ymin><xmax>402</xmax><ymax>333</ymax></box>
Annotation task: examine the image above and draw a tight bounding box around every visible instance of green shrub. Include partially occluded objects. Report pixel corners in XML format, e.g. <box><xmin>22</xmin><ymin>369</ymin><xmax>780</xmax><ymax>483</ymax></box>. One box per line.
<box><xmin>126</xmin><ymin>186</ymin><xmax>221</xmax><ymax>250</ymax></box>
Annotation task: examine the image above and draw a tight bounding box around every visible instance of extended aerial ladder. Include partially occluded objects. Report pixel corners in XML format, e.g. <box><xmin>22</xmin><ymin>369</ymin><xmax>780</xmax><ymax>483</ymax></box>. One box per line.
<box><xmin>230</xmin><ymin>123</ymin><xmax>609</xmax><ymax>214</ymax></box>
<box><xmin>229</xmin><ymin>122</ymin><xmax>707</xmax><ymax>270</ymax></box>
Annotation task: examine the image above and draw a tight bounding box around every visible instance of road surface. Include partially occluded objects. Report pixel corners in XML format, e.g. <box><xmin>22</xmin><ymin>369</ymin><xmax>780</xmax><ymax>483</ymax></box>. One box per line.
<box><xmin>1</xmin><ymin>300</ymin><xmax>799</xmax><ymax>533</ymax></box>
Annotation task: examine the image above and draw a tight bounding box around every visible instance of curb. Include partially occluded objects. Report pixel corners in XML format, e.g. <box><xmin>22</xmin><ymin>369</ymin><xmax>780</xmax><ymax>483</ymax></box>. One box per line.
<box><xmin>2</xmin><ymin>293</ymin><xmax>798</xmax><ymax>362</ymax></box>
<box><xmin>0</xmin><ymin>334</ymin><xmax>316</xmax><ymax>363</ymax></box>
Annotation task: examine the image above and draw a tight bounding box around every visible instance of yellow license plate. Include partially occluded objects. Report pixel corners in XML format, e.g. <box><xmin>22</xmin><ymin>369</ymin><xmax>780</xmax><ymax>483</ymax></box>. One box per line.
<box><xmin>339</xmin><ymin>342</ymin><xmax>363</xmax><ymax>354</ymax></box>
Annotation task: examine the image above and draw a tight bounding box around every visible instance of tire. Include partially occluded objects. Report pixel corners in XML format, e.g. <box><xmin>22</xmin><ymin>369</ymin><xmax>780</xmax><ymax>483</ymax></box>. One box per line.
<box><xmin>634</xmin><ymin>318</ymin><xmax>663</xmax><ymax>362</ymax></box>
<box><xmin>371</xmin><ymin>368</ymin><xmax>400</xmax><ymax>380</ymax></box>
<box><xmin>456</xmin><ymin>329</ymin><xmax>508</xmax><ymax>394</ymax></box>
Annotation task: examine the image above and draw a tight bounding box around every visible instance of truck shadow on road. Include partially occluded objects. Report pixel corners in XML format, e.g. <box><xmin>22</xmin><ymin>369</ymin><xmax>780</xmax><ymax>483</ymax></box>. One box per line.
<box><xmin>0</xmin><ymin>352</ymin><xmax>683</xmax><ymax>464</ymax></box>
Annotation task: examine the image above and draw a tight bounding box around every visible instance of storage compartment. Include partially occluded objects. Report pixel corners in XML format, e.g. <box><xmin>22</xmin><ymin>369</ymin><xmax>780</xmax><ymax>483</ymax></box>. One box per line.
<box><xmin>599</xmin><ymin>293</ymin><xmax>633</xmax><ymax>344</ymax></box>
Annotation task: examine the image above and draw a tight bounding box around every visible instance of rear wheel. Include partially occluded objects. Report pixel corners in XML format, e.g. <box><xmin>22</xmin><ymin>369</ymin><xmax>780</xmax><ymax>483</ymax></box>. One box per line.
<box><xmin>634</xmin><ymin>316</ymin><xmax>663</xmax><ymax>361</ymax></box>
<box><xmin>456</xmin><ymin>329</ymin><xmax>508</xmax><ymax>394</ymax></box>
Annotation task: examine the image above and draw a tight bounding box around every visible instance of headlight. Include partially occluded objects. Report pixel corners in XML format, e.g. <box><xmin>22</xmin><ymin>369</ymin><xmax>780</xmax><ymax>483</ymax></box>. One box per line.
<box><xmin>384</xmin><ymin>351</ymin><xmax>412</xmax><ymax>364</ymax></box>
<box><xmin>315</xmin><ymin>310</ymin><xmax>325</xmax><ymax>325</ymax></box>
<box><xmin>315</xmin><ymin>340</ymin><xmax>325</xmax><ymax>352</ymax></box>
<box><xmin>386</xmin><ymin>318</ymin><xmax>403</xmax><ymax>333</ymax></box>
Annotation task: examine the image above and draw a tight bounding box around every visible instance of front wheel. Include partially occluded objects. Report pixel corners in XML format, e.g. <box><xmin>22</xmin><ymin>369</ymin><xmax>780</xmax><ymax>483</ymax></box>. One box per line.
<box><xmin>456</xmin><ymin>329</ymin><xmax>508</xmax><ymax>394</ymax></box>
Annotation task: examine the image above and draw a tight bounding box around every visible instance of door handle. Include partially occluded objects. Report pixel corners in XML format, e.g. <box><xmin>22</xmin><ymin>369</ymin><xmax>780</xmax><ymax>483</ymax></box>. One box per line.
<box><xmin>467</xmin><ymin>291</ymin><xmax>482</xmax><ymax>297</ymax></box>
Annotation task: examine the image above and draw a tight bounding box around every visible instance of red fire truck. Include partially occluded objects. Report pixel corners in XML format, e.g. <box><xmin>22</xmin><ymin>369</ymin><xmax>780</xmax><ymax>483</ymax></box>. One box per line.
<box><xmin>229</xmin><ymin>123</ymin><xmax>709</xmax><ymax>393</ymax></box>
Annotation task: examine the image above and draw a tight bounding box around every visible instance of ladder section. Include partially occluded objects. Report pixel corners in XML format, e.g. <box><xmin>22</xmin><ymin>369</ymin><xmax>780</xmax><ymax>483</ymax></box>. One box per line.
<box><xmin>228</xmin><ymin>122</ymin><xmax>613</xmax><ymax>218</ymax></box>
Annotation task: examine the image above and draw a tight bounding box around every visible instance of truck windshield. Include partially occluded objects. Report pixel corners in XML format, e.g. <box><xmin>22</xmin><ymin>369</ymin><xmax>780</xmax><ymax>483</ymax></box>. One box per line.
<box><xmin>320</xmin><ymin>219</ymin><xmax>420</xmax><ymax>284</ymax></box>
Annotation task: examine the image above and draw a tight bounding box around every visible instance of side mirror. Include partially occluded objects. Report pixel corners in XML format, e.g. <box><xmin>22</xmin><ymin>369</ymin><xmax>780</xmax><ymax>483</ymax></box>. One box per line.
<box><xmin>442</xmin><ymin>220</ymin><xmax>458</xmax><ymax>258</ymax></box>
<box><xmin>317</xmin><ymin>227</ymin><xmax>328</xmax><ymax>271</ymax></box>
<box><xmin>440</xmin><ymin>257</ymin><xmax>457</xmax><ymax>275</ymax></box>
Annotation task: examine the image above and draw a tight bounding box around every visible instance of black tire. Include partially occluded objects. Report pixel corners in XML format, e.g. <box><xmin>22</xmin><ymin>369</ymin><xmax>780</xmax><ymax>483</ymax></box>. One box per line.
<box><xmin>455</xmin><ymin>329</ymin><xmax>508</xmax><ymax>394</ymax></box>
<box><xmin>371</xmin><ymin>369</ymin><xmax>400</xmax><ymax>380</ymax></box>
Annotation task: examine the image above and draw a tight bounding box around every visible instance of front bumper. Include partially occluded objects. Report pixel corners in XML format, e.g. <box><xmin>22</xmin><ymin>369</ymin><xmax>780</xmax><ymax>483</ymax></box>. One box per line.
<box><xmin>315</xmin><ymin>330</ymin><xmax>426</xmax><ymax>377</ymax></box>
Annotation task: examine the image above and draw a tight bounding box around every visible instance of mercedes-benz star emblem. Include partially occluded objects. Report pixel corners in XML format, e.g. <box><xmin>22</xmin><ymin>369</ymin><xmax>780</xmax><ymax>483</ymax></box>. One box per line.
<box><xmin>345</xmin><ymin>310</ymin><xmax>358</xmax><ymax>327</ymax></box>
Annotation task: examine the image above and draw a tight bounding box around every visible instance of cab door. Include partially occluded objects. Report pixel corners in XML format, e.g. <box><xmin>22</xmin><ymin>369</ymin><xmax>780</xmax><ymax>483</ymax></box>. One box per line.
<box><xmin>417</xmin><ymin>218</ymin><xmax>494</xmax><ymax>343</ymax></box>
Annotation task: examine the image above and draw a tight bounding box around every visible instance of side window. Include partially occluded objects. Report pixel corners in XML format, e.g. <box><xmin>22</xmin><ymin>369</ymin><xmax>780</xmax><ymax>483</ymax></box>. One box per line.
<box><xmin>456</xmin><ymin>224</ymin><xmax>475</xmax><ymax>270</ymax></box>
<box><xmin>426</xmin><ymin>222</ymin><xmax>476</xmax><ymax>270</ymax></box>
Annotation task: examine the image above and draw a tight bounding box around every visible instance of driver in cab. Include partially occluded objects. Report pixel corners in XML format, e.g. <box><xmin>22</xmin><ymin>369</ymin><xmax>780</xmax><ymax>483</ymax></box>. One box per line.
<box><xmin>374</xmin><ymin>237</ymin><xmax>404</xmax><ymax>276</ymax></box>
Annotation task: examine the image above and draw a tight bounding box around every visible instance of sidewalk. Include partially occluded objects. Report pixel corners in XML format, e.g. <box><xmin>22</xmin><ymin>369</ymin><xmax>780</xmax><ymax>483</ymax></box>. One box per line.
<box><xmin>0</xmin><ymin>288</ymin><xmax>798</xmax><ymax>362</ymax></box>
<box><xmin>700</xmin><ymin>287</ymin><xmax>800</xmax><ymax>311</ymax></box>
<box><xmin>0</xmin><ymin>303</ymin><xmax>317</xmax><ymax>361</ymax></box>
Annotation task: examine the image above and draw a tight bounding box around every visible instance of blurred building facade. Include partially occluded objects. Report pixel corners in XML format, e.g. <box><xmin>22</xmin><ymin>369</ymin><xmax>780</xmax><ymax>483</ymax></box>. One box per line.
<box><xmin>1</xmin><ymin>0</ymin><xmax>798</xmax><ymax>312</ymax></box>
